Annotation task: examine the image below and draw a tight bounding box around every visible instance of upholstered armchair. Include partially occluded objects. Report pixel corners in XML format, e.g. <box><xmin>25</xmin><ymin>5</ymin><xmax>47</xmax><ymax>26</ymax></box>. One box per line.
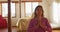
<box><xmin>16</xmin><ymin>18</ymin><xmax>31</xmax><ymax>32</ymax></box>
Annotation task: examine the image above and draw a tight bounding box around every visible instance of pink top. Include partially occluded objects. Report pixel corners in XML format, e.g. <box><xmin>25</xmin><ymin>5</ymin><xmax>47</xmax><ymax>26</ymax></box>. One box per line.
<box><xmin>28</xmin><ymin>18</ymin><xmax>52</xmax><ymax>32</ymax></box>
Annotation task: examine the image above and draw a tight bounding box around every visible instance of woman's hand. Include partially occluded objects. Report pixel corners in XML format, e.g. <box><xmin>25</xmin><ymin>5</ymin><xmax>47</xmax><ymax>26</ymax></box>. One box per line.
<box><xmin>39</xmin><ymin>21</ymin><xmax>47</xmax><ymax>31</ymax></box>
<box><xmin>46</xmin><ymin>31</ymin><xmax>48</xmax><ymax>32</ymax></box>
<box><xmin>38</xmin><ymin>17</ymin><xmax>47</xmax><ymax>31</ymax></box>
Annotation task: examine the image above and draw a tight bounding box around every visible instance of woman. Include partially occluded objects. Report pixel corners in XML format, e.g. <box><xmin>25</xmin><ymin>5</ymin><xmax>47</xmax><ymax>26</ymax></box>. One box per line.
<box><xmin>27</xmin><ymin>5</ymin><xmax>52</xmax><ymax>32</ymax></box>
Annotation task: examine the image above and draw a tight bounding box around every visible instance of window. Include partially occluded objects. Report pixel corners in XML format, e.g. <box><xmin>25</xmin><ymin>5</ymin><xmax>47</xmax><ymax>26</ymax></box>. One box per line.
<box><xmin>25</xmin><ymin>2</ymin><xmax>38</xmax><ymax>17</ymax></box>
<box><xmin>2</xmin><ymin>3</ymin><xmax>15</xmax><ymax>17</ymax></box>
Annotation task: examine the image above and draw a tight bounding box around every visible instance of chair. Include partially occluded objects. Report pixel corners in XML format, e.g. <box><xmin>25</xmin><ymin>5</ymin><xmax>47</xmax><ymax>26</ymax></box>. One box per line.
<box><xmin>16</xmin><ymin>18</ymin><xmax>31</xmax><ymax>32</ymax></box>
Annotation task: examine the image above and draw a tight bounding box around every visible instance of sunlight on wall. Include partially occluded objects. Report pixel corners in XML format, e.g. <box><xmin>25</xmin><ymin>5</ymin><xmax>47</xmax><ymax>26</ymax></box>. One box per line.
<box><xmin>53</xmin><ymin>2</ymin><xmax>59</xmax><ymax>24</ymax></box>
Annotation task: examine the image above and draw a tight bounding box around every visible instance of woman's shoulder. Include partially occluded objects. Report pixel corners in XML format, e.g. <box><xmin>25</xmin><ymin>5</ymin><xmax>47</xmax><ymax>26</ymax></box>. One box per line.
<box><xmin>30</xmin><ymin>18</ymin><xmax>36</xmax><ymax>21</ymax></box>
<box><xmin>42</xmin><ymin>17</ymin><xmax>48</xmax><ymax>21</ymax></box>
<box><xmin>29</xmin><ymin>18</ymin><xmax>37</xmax><ymax>24</ymax></box>
<box><xmin>30</xmin><ymin>18</ymin><xmax>37</xmax><ymax>23</ymax></box>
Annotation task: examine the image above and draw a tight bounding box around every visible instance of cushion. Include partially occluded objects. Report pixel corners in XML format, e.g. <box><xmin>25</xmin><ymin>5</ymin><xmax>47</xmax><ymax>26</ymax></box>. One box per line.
<box><xmin>0</xmin><ymin>15</ymin><xmax>7</xmax><ymax>29</ymax></box>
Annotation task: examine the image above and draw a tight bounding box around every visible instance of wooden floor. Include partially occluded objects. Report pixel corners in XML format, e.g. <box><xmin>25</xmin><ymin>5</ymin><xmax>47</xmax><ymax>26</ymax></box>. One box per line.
<box><xmin>52</xmin><ymin>30</ymin><xmax>60</xmax><ymax>32</ymax></box>
<box><xmin>0</xmin><ymin>27</ymin><xmax>17</xmax><ymax>32</ymax></box>
<box><xmin>0</xmin><ymin>27</ymin><xmax>60</xmax><ymax>32</ymax></box>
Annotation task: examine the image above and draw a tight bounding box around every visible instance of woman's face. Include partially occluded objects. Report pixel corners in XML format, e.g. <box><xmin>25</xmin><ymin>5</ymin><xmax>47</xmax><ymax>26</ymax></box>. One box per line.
<box><xmin>36</xmin><ymin>7</ymin><xmax>43</xmax><ymax>17</ymax></box>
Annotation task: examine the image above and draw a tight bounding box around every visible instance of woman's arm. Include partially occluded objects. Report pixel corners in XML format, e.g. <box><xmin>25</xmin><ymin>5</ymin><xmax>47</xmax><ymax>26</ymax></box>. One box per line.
<box><xmin>38</xmin><ymin>18</ymin><xmax>52</xmax><ymax>32</ymax></box>
<box><xmin>45</xmin><ymin>18</ymin><xmax>52</xmax><ymax>32</ymax></box>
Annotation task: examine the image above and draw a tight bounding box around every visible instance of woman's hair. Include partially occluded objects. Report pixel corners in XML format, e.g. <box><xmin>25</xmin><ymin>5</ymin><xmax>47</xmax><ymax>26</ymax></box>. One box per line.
<box><xmin>34</xmin><ymin>5</ymin><xmax>44</xmax><ymax>18</ymax></box>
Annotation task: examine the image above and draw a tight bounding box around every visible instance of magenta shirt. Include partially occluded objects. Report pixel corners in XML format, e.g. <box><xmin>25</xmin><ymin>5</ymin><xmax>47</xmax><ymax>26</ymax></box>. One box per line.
<box><xmin>28</xmin><ymin>18</ymin><xmax>52</xmax><ymax>32</ymax></box>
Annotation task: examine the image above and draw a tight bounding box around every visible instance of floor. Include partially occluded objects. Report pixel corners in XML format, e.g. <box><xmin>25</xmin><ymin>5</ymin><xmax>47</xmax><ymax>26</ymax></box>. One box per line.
<box><xmin>0</xmin><ymin>27</ymin><xmax>60</xmax><ymax>32</ymax></box>
<box><xmin>52</xmin><ymin>30</ymin><xmax>60</xmax><ymax>32</ymax></box>
<box><xmin>0</xmin><ymin>27</ymin><xmax>17</xmax><ymax>32</ymax></box>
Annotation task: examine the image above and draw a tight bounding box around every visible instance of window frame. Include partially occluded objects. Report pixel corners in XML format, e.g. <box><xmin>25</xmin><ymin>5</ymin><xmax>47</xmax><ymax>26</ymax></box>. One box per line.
<box><xmin>24</xmin><ymin>2</ymin><xmax>39</xmax><ymax>17</ymax></box>
<box><xmin>1</xmin><ymin>2</ymin><xmax>16</xmax><ymax>18</ymax></box>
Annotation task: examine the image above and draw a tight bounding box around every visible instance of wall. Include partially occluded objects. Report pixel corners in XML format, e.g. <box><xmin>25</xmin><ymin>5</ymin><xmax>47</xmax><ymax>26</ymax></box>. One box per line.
<box><xmin>0</xmin><ymin>0</ymin><xmax>7</xmax><ymax>1</ymax></box>
<box><xmin>0</xmin><ymin>3</ymin><xmax>1</xmax><ymax>15</ymax></box>
<box><xmin>44</xmin><ymin>0</ymin><xmax>60</xmax><ymax>23</ymax></box>
<box><xmin>38</xmin><ymin>0</ymin><xmax>53</xmax><ymax>22</ymax></box>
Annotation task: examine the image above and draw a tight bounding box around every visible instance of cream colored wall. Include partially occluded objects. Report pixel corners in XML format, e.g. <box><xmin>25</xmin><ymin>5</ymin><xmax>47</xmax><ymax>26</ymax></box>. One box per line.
<box><xmin>0</xmin><ymin>0</ymin><xmax>7</xmax><ymax>1</ymax></box>
<box><xmin>41</xmin><ymin>0</ymin><xmax>60</xmax><ymax>23</ymax></box>
<box><xmin>47</xmin><ymin>0</ymin><xmax>54</xmax><ymax>22</ymax></box>
<box><xmin>39</xmin><ymin>0</ymin><xmax>60</xmax><ymax>23</ymax></box>
<box><xmin>0</xmin><ymin>3</ymin><xmax>1</xmax><ymax>15</ymax></box>
<box><xmin>38</xmin><ymin>0</ymin><xmax>53</xmax><ymax>22</ymax></box>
